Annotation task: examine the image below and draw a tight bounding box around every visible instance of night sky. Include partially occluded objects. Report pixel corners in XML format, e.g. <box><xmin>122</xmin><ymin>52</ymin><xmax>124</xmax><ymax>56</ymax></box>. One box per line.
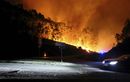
<box><xmin>6</xmin><ymin>0</ymin><xmax>130</xmax><ymax>52</ymax></box>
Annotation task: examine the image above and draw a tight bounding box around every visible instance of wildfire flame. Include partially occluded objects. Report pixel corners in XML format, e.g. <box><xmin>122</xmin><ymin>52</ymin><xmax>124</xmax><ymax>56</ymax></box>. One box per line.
<box><xmin>29</xmin><ymin>0</ymin><xmax>112</xmax><ymax>52</ymax></box>
<box><xmin>39</xmin><ymin>19</ymin><xmax>106</xmax><ymax>52</ymax></box>
<box><xmin>9</xmin><ymin>0</ymin><xmax>130</xmax><ymax>52</ymax></box>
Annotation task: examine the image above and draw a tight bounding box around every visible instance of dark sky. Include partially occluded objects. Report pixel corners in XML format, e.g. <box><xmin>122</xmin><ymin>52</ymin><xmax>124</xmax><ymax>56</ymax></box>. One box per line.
<box><xmin>6</xmin><ymin>0</ymin><xmax>130</xmax><ymax>52</ymax></box>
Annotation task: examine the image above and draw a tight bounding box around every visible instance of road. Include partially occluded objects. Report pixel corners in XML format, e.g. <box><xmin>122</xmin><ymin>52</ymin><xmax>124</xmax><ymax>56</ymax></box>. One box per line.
<box><xmin>0</xmin><ymin>59</ymin><xmax>130</xmax><ymax>81</ymax></box>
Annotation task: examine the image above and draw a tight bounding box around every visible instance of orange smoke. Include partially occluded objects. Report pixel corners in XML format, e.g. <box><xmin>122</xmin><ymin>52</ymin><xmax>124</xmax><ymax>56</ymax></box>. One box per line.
<box><xmin>9</xmin><ymin>0</ymin><xmax>130</xmax><ymax>52</ymax></box>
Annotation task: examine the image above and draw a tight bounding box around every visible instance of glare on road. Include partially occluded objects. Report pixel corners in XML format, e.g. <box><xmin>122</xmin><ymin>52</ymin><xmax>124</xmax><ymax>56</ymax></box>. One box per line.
<box><xmin>0</xmin><ymin>60</ymin><xmax>130</xmax><ymax>80</ymax></box>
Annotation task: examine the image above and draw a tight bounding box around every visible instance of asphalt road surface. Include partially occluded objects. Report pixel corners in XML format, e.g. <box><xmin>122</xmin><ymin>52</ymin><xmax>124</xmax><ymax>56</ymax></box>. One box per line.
<box><xmin>0</xmin><ymin>59</ymin><xmax>130</xmax><ymax>81</ymax></box>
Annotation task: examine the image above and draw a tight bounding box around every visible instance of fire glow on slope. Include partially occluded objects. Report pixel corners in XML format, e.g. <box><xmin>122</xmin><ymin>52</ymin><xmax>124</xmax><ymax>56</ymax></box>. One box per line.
<box><xmin>8</xmin><ymin>0</ymin><xmax>130</xmax><ymax>52</ymax></box>
<box><xmin>22</xmin><ymin>0</ymin><xmax>109</xmax><ymax>52</ymax></box>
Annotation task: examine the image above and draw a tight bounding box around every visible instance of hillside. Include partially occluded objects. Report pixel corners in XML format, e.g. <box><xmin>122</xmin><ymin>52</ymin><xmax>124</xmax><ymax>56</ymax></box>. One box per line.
<box><xmin>0</xmin><ymin>0</ymin><xmax>99</xmax><ymax>61</ymax></box>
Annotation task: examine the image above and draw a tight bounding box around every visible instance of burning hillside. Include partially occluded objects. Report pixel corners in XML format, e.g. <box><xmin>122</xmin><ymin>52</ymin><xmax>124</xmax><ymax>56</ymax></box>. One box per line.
<box><xmin>6</xmin><ymin>0</ymin><xmax>130</xmax><ymax>52</ymax></box>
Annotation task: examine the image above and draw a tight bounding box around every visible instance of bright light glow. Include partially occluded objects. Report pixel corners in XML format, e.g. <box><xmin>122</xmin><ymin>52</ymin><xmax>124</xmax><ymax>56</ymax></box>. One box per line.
<box><xmin>109</xmin><ymin>61</ymin><xmax>118</xmax><ymax>65</ymax></box>
<box><xmin>43</xmin><ymin>52</ymin><xmax>47</xmax><ymax>58</ymax></box>
<box><xmin>98</xmin><ymin>50</ymin><xmax>106</xmax><ymax>54</ymax></box>
<box><xmin>102</xmin><ymin>61</ymin><xmax>105</xmax><ymax>64</ymax></box>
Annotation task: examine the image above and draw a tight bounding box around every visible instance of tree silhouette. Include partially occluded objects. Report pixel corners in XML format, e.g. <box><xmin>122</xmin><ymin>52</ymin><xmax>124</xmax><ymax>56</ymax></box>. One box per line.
<box><xmin>106</xmin><ymin>19</ymin><xmax>130</xmax><ymax>58</ymax></box>
<box><xmin>0</xmin><ymin>0</ymin><xmax>68</xmax><ymax>59</ymax></box>
<box><xmin>115</xmin><ymin>19</ymin><xmax>130</xmax><ymax>43</ymax></box>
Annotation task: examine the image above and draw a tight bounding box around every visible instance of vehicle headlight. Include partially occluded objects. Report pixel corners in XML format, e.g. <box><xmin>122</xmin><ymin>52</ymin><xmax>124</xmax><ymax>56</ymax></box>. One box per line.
<box><xmin>109</xmin><ymin>61</ymin><xmax>118</xmax><ymax>65</ymax></box>
<box><xmin>102</xmin><ymin>61</ymin><xmax>105</xmax><ymax>64</ymax></box>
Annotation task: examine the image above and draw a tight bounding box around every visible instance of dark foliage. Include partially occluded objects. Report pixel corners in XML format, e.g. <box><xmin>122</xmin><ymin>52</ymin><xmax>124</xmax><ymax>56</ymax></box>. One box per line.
<box><xmin>105</xmin><ymin>20</ymin><xmax>130</xmax><ymax>58</ymax></box>
<box><xmin>0</xmin><ymin>0</ymin><xmax>40</xmax><ymax>59</ymax></box>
